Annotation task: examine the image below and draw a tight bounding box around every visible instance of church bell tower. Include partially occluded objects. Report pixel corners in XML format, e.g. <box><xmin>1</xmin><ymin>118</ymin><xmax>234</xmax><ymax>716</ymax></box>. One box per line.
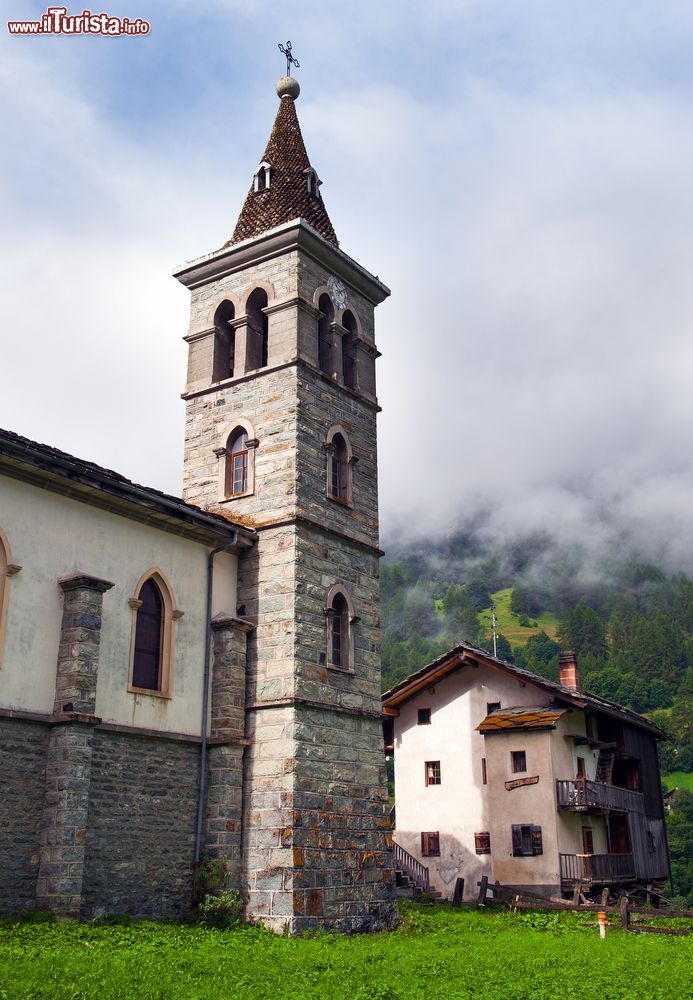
<box><xmin>175</xmin><ymin>72</ymin><xmax>396</xmax><ymax>932</ymax></box>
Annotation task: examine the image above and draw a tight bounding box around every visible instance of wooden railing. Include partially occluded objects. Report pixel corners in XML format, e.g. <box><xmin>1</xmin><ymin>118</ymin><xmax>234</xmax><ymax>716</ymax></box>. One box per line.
<box><xmin>560</xmin><ymin>852</ymin><xmax>636</xmax><ymax>883</ymax></box>
<box><xmin>394</xmin><ymin>842</ymin><xmax>429</xmax><ymax>891</ymax></box>
<box><xmin>556</xmin><ymin>778</ymin><xmax>645</xmax><ymax>814</ymax></box>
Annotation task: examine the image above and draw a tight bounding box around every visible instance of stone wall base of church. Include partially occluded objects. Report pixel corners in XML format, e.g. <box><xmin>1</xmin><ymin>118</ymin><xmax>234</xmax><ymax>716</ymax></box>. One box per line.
<box><xmin>0</xmin><ymin>718</ymin><xmax>207</xmax><ymax>919</ymax></box>
<box><xmin>0</xmin><ymin>718</ymin><xmax>50</xmax><ymax>913</ymax></box>
<box><xmin>80</xmin><ymin>730</ymin><xmax>200</xmax><ymax>919</ymax></box>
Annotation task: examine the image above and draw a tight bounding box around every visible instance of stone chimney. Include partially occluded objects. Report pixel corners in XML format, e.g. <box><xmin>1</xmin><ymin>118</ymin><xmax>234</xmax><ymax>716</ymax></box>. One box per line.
<box><xmin>559</xmin><ymin>651</ymin><xmax>579</xmax><ymax>692</ymax></box>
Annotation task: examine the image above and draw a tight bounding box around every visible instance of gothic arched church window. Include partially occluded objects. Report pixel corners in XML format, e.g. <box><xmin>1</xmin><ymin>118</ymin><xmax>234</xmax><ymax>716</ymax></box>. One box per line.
<box><xmin>128</xmin><ymin>571</ymin><xmax>181</xmax><ymax>696</ymax></box>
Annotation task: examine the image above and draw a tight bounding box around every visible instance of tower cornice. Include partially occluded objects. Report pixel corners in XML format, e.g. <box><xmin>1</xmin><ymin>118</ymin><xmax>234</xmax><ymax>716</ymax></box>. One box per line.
<box><xmin>173</xmin><ymin>219</ymin><xmax>390</xmax><ymax>306</ymax></box>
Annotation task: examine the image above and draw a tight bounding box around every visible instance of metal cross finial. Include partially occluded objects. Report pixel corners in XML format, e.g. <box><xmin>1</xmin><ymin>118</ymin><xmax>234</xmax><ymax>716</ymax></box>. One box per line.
<box><xmin>278</xmin><ymin>40</ymin><xmax>300</xmax><ymax>76</ymax></box>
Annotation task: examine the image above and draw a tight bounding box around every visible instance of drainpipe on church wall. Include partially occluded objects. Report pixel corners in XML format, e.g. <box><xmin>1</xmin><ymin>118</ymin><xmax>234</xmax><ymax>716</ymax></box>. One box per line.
<box><xmin>193</xmin><ymin>533</ymin><xmax>238</xmax><ymax>883</ymax></box>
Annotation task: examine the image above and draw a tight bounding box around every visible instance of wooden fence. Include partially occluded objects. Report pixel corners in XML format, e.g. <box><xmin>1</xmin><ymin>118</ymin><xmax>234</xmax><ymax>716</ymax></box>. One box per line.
<box><xmin>475</xmin><ymin>878</ymin><xmax>693</xmax><ymax>936</ymax></box>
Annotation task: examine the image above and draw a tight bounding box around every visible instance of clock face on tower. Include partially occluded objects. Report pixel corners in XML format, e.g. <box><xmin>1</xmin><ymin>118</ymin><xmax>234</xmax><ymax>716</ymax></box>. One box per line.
<box><xmin>327</xmin><ymin>275</ymin><xmax>348</xmax><ymax>311</ymax></box>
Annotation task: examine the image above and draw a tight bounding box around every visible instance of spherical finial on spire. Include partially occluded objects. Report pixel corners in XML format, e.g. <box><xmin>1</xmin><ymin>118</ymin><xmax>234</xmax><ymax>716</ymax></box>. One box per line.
<box><xmin>276</xmin><ymin>75</ymin><xmax>300</xmax><ymax>100</ymax></box>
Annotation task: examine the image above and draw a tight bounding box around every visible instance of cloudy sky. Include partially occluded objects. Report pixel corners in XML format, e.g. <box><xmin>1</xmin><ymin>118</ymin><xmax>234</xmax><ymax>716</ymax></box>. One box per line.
<box><xmin>4</xmin><ymin>1</ymin><xmax>693</xmax><ymax>566</ymax></box>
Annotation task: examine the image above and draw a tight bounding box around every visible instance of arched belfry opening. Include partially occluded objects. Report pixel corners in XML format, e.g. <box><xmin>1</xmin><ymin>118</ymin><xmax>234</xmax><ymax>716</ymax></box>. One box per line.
<box><xmin>246</xmin><ymin>288</ymin><xmax>269</xmax><ymax>372</ymax></box>
<box><xmin>342</xmin><ymin>310</ymin><xmax>358</xmax><ymax>389</ymax></box>
<box><xmin>213</xmin><ymin>301</ymin><xmax>235</xmax><ymax>382</ymax></box>
<box><xmin>318</xmin><ymin>294</ymin><xmax>334</xmax><ymax>376</ymax></box>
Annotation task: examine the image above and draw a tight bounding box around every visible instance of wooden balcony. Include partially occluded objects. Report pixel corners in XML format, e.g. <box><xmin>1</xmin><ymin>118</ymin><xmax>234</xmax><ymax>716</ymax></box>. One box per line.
<box><xmin>560</xmin><ymin>852</ymin><xmax>636</xmax><ymax>885</ymax></box>
<box><xmin>556</xmin><ymin>778</ymin><xmax>644</xmax><ymax>814</ymax></box>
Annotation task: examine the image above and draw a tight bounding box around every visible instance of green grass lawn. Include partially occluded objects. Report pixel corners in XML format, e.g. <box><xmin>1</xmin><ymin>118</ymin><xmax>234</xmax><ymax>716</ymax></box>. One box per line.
<box><xmin>1</xmin><ymin>905</ymin><xmax>691</xmax><ymax>1000</ymax></box>
<box><xmin>479</xmin><ymin>588</ymin><xmax>560</xmax><ymax>648</ymax></box>
<box><xmin>662</xmin><ymin>771</ymin><xmax>693</xmax><ymax>792</ymax></box>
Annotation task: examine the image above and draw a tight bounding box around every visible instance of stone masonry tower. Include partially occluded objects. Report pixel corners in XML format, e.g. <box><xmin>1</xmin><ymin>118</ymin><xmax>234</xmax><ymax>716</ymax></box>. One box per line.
<box><xmin>175</xmin><ymin>75</ymin><xmax>397</xmax><ymax>932</ymax></box>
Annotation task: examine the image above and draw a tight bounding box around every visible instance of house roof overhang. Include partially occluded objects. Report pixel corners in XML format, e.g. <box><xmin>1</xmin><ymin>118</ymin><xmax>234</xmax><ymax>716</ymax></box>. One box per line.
<box><xmin>381</xmin><ymin>641</ymin><xmax>664</xmax><ymax>738</ymax></box>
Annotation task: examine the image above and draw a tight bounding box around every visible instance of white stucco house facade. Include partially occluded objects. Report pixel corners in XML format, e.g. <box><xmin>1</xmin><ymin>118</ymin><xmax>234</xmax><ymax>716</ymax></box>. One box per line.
<box><xmin>383</xmin><ymin>644</ymin><xmax>670</xmax><ymax>902</ymax></box>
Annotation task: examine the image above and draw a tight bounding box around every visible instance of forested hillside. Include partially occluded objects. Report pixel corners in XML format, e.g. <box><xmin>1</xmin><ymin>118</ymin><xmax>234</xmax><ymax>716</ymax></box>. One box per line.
<box><xmin>380</xmin><ymin>533</ymin><xmax>693</xmax><ymax>902</ymax></box>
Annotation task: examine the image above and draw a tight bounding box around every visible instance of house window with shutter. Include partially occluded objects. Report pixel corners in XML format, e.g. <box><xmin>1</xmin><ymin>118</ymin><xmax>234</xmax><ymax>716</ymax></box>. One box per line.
<box><xmin>475</xmin><ymin>832</ymin><xmax>491</xmax><ymax>855</ymax></box>
<box><xmin>425</xmin><ymin>761</ymin><xmax>441</xmax><ymax>786</ymax></box>
<box><xmin>481</xmin><ymin>757</ymin><xmax>487</xmax><ymax>785</ymax></box>
<box><xmin>511</xmin><ymin>824</ymin><xmax>543</xmax><ymax>857</ymax></box>
<box><xmin>421</xmin><ymin>832</ymin><xmax>440</xmax><ymax>857</ymax></box>
<box><xmin>511</xmin><ymin>750</ymin><xmax>527</xmax><ymax>773</ymax></box>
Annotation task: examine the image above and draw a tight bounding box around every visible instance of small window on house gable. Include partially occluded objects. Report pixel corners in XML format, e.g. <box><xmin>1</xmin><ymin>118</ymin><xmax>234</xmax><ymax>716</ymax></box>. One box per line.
<box><xmin>425</xmin><ymin>761</ymin><xmax>441</xmax><ymax>786</ymax></box>
<box><xmin>418</xmin><ymin>708</ymin><xmax>431</xmax><ymax>725</ymax></box>
<box><xmin>487</xmin><ymin>701</ymin><xmax>501</xmax><ymax>715</ymax></box>
<box><xmin>511</xmin><ymin>750</ymin><xmax>527</xmax><ymax>774</ymax></box>
<box><xmin>421</xmin><ymin>832</ymin><xmax>440</xmax><ymax>857</ymax></box>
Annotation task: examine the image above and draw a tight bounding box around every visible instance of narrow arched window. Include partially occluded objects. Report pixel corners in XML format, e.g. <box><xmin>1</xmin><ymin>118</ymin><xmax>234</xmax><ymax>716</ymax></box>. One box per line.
<box><xmin>133</xmin><ymin>578</ymin><xmax>163</xmax><ymax>691</ymax></box>
<box><xmin>213</xmin><ymin>301</ymin><xmax>235</xmax><ymax>382</ymax></box>
<box><xmin>318</xmin><ymin>294</ymin><xmax>334</xmax><ymax>375</ymax></box>
<box><xmin>305</xmin><ymin>168</ymin><xmax>320</xmax><ymax>196</ymax></box>
<box><xmin>226</xmin><ymin>429</ymin><xmax>249</xmax><ymax>496</ymax></box>
<box><xmin>331</xmin><ymin>433</ymin><xmax>348</xmax><ymax>501</ymax></box>
<box><xmin>246</xmin><ymin>288</ymin><xmax>269</xmax><ymax>372</ymax></box>
<box><xmin>0</xmin><ymin>529</ymin><xmax>18</xmax><ymax>670</ymax></box>
<box><xmin>330</xmin><ymin>592</ymin><xmax>349</xmax><ymax>668</ymax></box>
<box><xmin>254</xmin><ymin>161</ymin><xmax>271</xmax><ymax>193</ymax></box>
<box><xmin>342</xmin><ymin>310</ymin><xmax>358</xmax><ymax>389</ymax></box>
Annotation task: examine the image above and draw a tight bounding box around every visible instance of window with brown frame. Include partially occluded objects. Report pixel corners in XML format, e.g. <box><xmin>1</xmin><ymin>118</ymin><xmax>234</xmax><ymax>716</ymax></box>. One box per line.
<box><xmin>225</xmin><ymin>429</ymin><xmax>249</xmax><ymax>496</ymax></box>
<box><xmin>421</xmin><ymin>832</ymin><xmax>440</xmax><ymax>857</ymax></box>
<box><xmin>582</xmin><ymin>826</ymin><xmax>594</xmax><ymax>854</ymax></box>
<box><xmin>475</xmin><ymin>832</ymin><xmax>491</xmax><ymax>855</ymax></box>
<box><xmin>417</xmin><ymin>708</ymin><xmax>431</xmax><ymax>725</ymax></box>
<box><xmin>576</xmin><ymin>756</ymin><xmax>586</xmax><ymax>779</ymax></box>
<box><xmin>511</xmin><ymin>750</ymin><xmax>527</xmax><ymax>773</ymax></box>
<box><xmin>425</xmin><ymin>761</ymin><xmax>441</xmax><ymax>786</ymax></box>
<box><xmin>511</xmin><ymin>824</ymin><xmax>543</xmax><ymax>857</ymax></box>
<box><xmin>481</xmin><ymin>757</ymin><xmax>487</xmax><ymax>785</ymax></box>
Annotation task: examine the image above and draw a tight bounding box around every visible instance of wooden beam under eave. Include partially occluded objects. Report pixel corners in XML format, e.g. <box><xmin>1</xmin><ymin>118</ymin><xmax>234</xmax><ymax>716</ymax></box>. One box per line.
<box><xmin>383</xmin><ymin>706</ymin><xmax>399</xmax><ymax>717</ymax></box>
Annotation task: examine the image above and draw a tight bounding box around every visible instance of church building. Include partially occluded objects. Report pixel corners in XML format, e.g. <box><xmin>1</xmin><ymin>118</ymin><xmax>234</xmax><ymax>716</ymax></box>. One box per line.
<box><xmin>0</xmin><ymin>73</ymin><xmax>397</xmax><ymax>933</ymax></box>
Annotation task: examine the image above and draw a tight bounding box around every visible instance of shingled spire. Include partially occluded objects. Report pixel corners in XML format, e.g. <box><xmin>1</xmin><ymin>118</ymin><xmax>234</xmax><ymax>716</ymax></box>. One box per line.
<box><xmin>227</xmin><ymin>76</ymin><xmax>338</xmax><ymax>248</ymax></box>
